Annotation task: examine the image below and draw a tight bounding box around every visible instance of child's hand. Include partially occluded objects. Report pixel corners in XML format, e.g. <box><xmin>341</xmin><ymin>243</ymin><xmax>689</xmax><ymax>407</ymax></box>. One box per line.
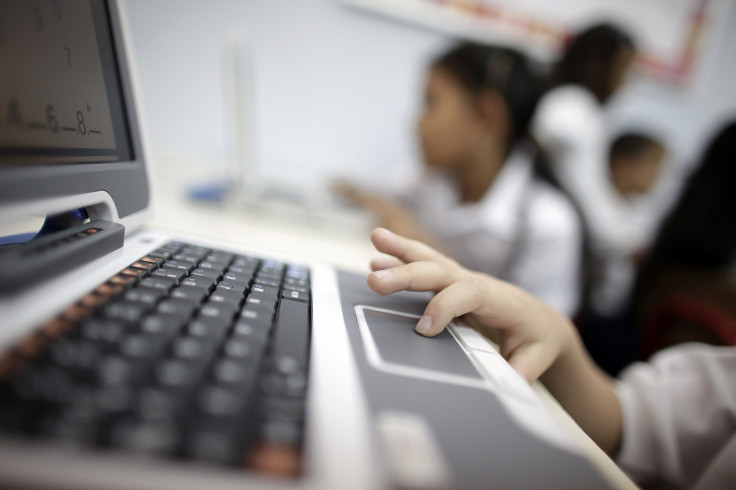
<box><xmin>332</xmin><ymin>183</ymin><xmax>443</xmax><ymax>252</ymax></box>
<box><xmin>367</xmin><ymin>228</ymin><xmax>622</xmax><ymax>454</ymax></box>
<box><xmin>367</xmin><ymin>227</ymin><xmax>574</xmax><ymax>384</ymax></box>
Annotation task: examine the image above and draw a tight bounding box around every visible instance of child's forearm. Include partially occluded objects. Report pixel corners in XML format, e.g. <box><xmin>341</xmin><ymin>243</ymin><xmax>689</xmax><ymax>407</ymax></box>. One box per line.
<box><xmin>540</xmin><ymin>321</ymin><xmax>623</xmax><ymax>456</ymax></box>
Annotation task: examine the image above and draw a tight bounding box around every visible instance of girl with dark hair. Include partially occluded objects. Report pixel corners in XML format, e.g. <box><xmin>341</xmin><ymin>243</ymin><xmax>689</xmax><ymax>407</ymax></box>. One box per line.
<box><xmin>337</xmin><ymin>42</ymin><xmax>583</xmax><ymax>315</ymax></box>
<box><xmin>549</xmin><ymin>23</ymin><xmax>636</xmax><ymax>104</ymax></box>
<box><xmin>533</xmin><ymin>23</ymin><xmax>641</xmax><ymax>319</ymax></box>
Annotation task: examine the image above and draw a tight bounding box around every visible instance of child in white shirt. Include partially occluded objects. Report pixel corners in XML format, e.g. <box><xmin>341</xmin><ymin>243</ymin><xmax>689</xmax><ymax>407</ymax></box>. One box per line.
<box><xmin>338</xmin><ymin>43</ymin><xmax>582</xmax><ymax>316</ymax></box>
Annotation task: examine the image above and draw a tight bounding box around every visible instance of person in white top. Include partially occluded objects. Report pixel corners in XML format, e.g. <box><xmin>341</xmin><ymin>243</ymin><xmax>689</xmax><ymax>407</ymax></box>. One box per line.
<box><xmin>365</xmin><ymin>226</ymin><xmax>736</xmax><ymax>490</ymax></box>
<box><xmin>337</xmin><ymin>43</ymin><xmax>582</xmax><ymax>316</ymax></box>
<box><xmin>532</xmin><ymin>24</ymin><xmax>638</xmax><ymax>317</ymax></box>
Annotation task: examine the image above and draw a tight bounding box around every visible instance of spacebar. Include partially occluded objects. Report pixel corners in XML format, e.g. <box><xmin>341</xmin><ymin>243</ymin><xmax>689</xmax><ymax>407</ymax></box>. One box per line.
<box><xmin>272</xmin><ymin>299</ymin><xmax>311</xmax><ymax>371</ymax></box>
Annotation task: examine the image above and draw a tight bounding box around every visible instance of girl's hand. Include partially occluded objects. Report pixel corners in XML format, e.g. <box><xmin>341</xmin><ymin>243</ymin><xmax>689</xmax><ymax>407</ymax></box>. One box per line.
<box><xmin>367</xmin><ymin>227</ymin><xmax>574</xmax><ymax>384</ymax></box>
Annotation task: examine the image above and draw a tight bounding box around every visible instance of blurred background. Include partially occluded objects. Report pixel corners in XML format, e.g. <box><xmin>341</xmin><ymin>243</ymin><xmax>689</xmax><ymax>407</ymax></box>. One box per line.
<box><xmin>124</xmin><ymin>0</ymin><xmax>736</xmax><ymax>191</ymax></box>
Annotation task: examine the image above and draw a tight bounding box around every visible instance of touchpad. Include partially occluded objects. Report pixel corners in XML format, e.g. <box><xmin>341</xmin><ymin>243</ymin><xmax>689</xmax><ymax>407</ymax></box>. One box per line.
<box><xmin>355</xmin><ymin>306</ymin><xmax>482</xmax><ymax>382</ymax></box>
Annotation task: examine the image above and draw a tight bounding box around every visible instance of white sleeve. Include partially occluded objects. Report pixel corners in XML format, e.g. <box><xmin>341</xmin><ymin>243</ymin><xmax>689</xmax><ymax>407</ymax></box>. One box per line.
<box><xmin>532</xmin><ymin>88</ymin><xmax>593</xmax><ymax>159</ymax></box>
<box><xmin>615</xmin><ymin>344</ymin><xmax>736</xmax><ymax>488</ymax></box>
<box><xmin>533</xmin><ymin>88</ymin><xmax>637</xmax><ymax>256</ymax></box>
<box><xmin>508</xmin><ymin>184</ymin><xmax>582</xmax><ymax>316</ymax></box>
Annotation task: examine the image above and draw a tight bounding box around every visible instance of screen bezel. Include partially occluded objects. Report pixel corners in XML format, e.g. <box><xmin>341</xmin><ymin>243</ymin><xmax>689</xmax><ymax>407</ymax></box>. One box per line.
<box><xmin>0</xmin><ymin>0</ymin><xmax>150</xmax><ymax>221</ymax></box>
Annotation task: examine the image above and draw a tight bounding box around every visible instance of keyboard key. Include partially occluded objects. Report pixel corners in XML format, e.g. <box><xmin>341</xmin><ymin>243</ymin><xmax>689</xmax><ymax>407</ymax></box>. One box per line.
<box><xmin>157</xmin><ymin>298</ymin><xmax>198</xmax><ymax>321</ymax></box>
<box><xmin>155</xmin><ymin>359</ymin><xmax>197</xmax><ymax>388</ymax></box>
<box><xmin>97</xmin><ymin>355</ymin><xmax>135</xmax><ymax>386</ymax></box>
<box><xmin>249</xmin><ymin>285</ymin><xmax>279</xmax><ymax>304</ymax></box>
<box><xmin>130</xmin><ymin>261</ymin><xmax>159</xmax><ymax>273</ymax></box>
<box><xmin>271</xmin><ymin>299</ymin><xmax>310</xmax><ymax>373</ymax></box>
<box><xmin>101</xmin><ymin>300</ymin><xmax>150</xmax><ymax>323</ymax></box>
<box><xmin>125</xmin><ymin>287</ymin><xmax>167</xmax><ymax>306</ymax></box>
<box><xmin>171</xmin><ymin>337</ymin><xmax>208</xmax><ymax>361</ymax></box>
<box><xmin>181</xmin><ymin>276</ymin><xmax>216</xmax><ymax>292</ymax></box>
<box><xmin>120</xmin><ymin>333</ymin><xmax>168</xmax><ymax>360</ymax></box>
<box><xmin>208</xmin><ymin>289</ymin><xmax>244</xmax><ymax>306</ymax></box>
<box><xmin>205</xmin><ymin>252</ymin><xmax>234</xmax><ymax>264</ymax></box>
<box><xmin>80</xmin><ymin>319</ymin><xmax>126</xmax><ymax>345</ymax></box>
<box><xmin>245</xmin><ymin>293</ymin><xmax>277</xmax><ymax>311</ymax></box>
<box><xmin>261</xmin><ymin>419</ymin><xmax>301</xmax><ymax>446</ymax></box>
<box><xmin>140</xmin><ymin>314</ymin><xmax>184</xmax><ymax>337</ymax></box>
<box><xmin>94</xmin><ymin>282</ymin><xmax>126</xmax><ymax>298</ymax></box>
<box><xmin>49</xmin><ymin>338</ymin><xmax>102</xmax><ymax>375</ymax></box>
<box><xmin>190</xmin><ymin>268</ymin><xmax>222</xmax><ymax>280</ymax></box>
<box><xmin>171</xmin><ymin>335</ymin><xmax>219</xmax><ymax>365</ymax></box>
<box><xmin>262</xmin><ymin>396</ymin><xmax>305</xmax><ymax>423</ymax></box>
<box><xmin>109</xmin><ymin>417</ymin><xmax>179</xmax><ymax>455</ymax></box>
<box><xmin>136</xmin><ymin>387</ymin><xmax>186</xmax><ymax>420</ymax></box>
<box><xmin>119</xmin><ymin>267</ymin><xmax>149</xmax><ymax>281</ymax></box>
<box><xmin>247</xmin><ymin>443</ymin><xmax>302</xmax><ymax>476</ymax></box>
<box><xmin>197</xmin><ymin>260</ymin><xmax>229</xmax><ymax>273</ymax></box>
<box><xmin>233</xmin><ymin>256</ymin><xmax>260</xmax><ymax>268</ymax></box>
<box><xmin>284</xmin><ymin>277</ymin><xmax>309</xmax><ymax>288</ymax></box>
<box><xmin>170</xmin><ymin>285</ymin><xmax>209</xmax><ymax>303</ymax></box>
<box><xmin>184</xmin><ymin>424</ymin><xmax>242</xmax><ymax>464</ymax></box>
<box><xmin>162</xmin><ymin>260</ymin><xmax>195</xmax><ymax>274</ymax></box>
<box><xmin>152</xmin><ymin>268</ymin><xmax>187</xmax><ymax>283</ymax></box>
<box><xmin>197</xmin><ymin>386</ymin><xmax>245</xmax><ymax>418</ymax></box>
<box><xmin>147</xmin><ymin>249</ymin><xmax>174</xmax><ymax>260</ymax></box>
<box><xmin>254</xmin><ymin>279</ymin><xmax>281</xmax><ymax>288</ymax></box>
<box><xmin>138</xmin><ymin>277</ymin><xmax>176</xmax><ymax>293</ymax></box>
<box><xmin>213</xmin><ymin>359</ymin><xmax>256</xmax><ymax>386</ymax></box>
<box><xmin>199</xmin><ymin>302</ymin><xmax>238</xmax><ymax>324</ymax></box>
<box><xmin>222</xmin><ymin>338</ymin><xmax>258</xmax><ymax>360</ymax></box>
<box><xmin>226</xmin><ymin>265</ymin><xmax>256</xmax><ymax>276</ymax></box>
<box><xmin>286</xmin><ymin>267</ymin><xmax>308</xmax><ymax>280</ymax></box>
<box><xmin>256</xmin><ymin>272</ymin><xmax>282</xmax><ymax>282</ymax></box>
<box><xmin>281</xmin><ymin>289</ymin><xmax>309</xmax><ymax>303</ymax></box>
<box><xmin>186</xmin><ymin>317</ymin><xmax>231</xmax><ymax>341</ymax></box>
<box><xmin>216</xmin><ymin>280</ymin><xmax>248</xmax><ymax>294</ymax></box>
<box><xmin>172</xmin><ymin>253</ymin><xmax>201</xmax><ymax>264</ymax></box>
<box><xmin>260</xmin><ymin>260</ymin><xmax>284</xmax><ymax>272</ymax></box>
<box><xmin>180</xmin><ymin>246</ymin><xmax>209</xmax><ymax>257</ymax></box>
<box><xmin>223</xmin><ymin>272</ymin><xmax>252</xmax><ymax>284</ymax></box>
<box><xmin>239</xmin><ymin>306</ymin><xmax>274</xmax><ymax>326</ymax></box>
<box><xmin>140</xmin><ymin>256</ymin><xmax>166</xmax><ymax>266</ymax></box>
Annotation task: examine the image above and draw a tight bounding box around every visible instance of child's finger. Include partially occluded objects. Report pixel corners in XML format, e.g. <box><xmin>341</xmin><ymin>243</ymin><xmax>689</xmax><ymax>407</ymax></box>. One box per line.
<box><xmin>370</xmin><ymin>227</ymin><xmax>453</xmax><ymax>266</ymax></box>
<box><xmin>370</xmin><ymin>256</ymin><xmax>405</xmax><ymax>271</ymax></box>
<box><xmin>413</xmin><ymin>279</ymin><xmax>487</xmax><ymax>337</ymax></box>
<box><xmin>367</xmin><ymin>261</ymin><xmax>456</xmax><ymax>296</ymax></box>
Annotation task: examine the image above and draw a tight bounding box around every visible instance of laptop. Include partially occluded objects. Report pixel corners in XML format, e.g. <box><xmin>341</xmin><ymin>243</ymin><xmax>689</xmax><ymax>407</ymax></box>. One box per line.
<box><xmin>0</xmin><ymin>1</ymin><xmax>618</xmax><ymax>488</ymax></box>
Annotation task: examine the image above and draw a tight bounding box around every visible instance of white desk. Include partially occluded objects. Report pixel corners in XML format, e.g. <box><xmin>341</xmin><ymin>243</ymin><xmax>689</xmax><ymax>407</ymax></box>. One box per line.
<box><xmin>147</xmin><ymin>157</ymin><xmax>376</xmax><ymax>274</ymax></box>
<box><xmin>148</xmin><ymin>156</ymin><xmax>638</xmax><ymax>490</ymax></box>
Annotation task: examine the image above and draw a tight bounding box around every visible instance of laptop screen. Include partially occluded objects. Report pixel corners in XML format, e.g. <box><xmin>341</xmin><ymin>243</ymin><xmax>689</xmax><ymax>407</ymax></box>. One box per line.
<box><xmin>0</xmin><ymin>0</ymin><xmax>133</xmax><ymax>166</ymax></box>
<box><xmin>0</xmin><ymin>0</ymin><xmax>149</xmax><ymax>221</ymax></box>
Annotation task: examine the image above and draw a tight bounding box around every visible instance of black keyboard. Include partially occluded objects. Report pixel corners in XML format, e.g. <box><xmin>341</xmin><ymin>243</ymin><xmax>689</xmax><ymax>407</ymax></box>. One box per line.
<box><xmin>0</xmin><ymin>241</ymin><xmax>312</xmax><ymax>477</ymax></box>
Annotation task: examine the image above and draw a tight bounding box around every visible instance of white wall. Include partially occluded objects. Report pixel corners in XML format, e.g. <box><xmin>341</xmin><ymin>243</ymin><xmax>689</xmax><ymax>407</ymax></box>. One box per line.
<box><xmin>607</xmin><ymin>0</ymin><xmax>736</xmax><ymax>168</ymax></box>
<box><xmin>125</xmin><ymin>0</ymin><xmax>447</xmax><ymax>188</ymax></box>
<box><xmin>124</xmin><ymin>0</ymin><xmax>736</xmax><ymax>188</ymax></box>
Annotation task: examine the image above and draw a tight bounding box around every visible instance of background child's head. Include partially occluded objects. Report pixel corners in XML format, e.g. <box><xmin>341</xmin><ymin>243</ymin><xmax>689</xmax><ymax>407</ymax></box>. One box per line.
<box><xmin>608</xmin><ymin>132</ymin><xmax>667</xmax><ymax>197</ymax></box>
<box><xmin>418</xmin><ymin>43</ymin><xmax>543</xmax><ymax>171</ymax></box>
<box><xmin>650</xmin><ymin>120</ymin><xmax>736</xmax><ymax>268</ymax></box>
<box><xmin>550</xmin><ymin>23</ymin><xmax>637</xmax><ymax>104</ymax></box>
